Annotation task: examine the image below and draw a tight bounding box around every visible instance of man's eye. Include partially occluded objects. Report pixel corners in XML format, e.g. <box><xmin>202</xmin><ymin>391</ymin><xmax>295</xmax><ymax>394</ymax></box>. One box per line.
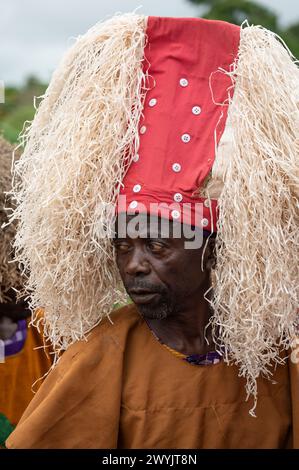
<box><xmin>148</xmin><ymin>241</ymin><xmax>165</xmax><ymax>253</ymax></box>
<box><xmin>114</xmin><ymin>242</ymin><xmax>130</xmax><ymax>253</ymax></box>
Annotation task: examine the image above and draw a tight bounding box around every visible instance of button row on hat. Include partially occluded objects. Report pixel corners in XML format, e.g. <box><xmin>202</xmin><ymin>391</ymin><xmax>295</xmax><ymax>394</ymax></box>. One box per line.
<box><xmin>133</xmin><ymin>76</ymin><xmax>208</xmax><ymax>228</ymax></box>
<box><xmin>132</xmin><ymin>97</ymin><xmax>156</xmax><ymax>206</ymax></box>
<box><xmin>178</xmin><ymin>78</ymin><xmax>208</xmax><ymax>225</ymax></box>
<box><xmin>128</xmin><ymin>201</ymin><xmax>209</xmax><ymax>228</ymax></box>
<box><xmin>170</xmin><ymin>210</ymin><xmax>209</xmax><ymax>228</ymax></box>
<box><xmin>136</xmin><ymin>97</ymin><xmax>158</xmax><ymax>163</ymax></box>
<box><xmin>179</xmin><ymin>77</ymin><xmax>201</xmax><ymax>142</ymax></box>
<box><xmin>179</xmin><ymin>77</ymin><xmax>201</xmax><ymax>114</ymax></box>
<box><xmin>171</xmin><ymin>210</ymin><xmax>209</xmax><ymax>227</ymax></box>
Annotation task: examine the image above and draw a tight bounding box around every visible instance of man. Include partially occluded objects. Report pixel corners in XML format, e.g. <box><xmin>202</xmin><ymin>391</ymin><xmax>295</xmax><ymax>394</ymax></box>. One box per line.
<box><xmin>6</xmin><ymin>14</ymin><xmax>299</xmax><ymax>448</ymax></box>
<box><xmin>0</xmin><ymin>137</ymin><xmax>52</xmax><ymax>446</ymax></box>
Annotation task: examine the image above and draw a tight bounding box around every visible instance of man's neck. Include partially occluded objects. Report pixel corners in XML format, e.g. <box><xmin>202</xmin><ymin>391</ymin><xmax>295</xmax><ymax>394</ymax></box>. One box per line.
<box><xmin>145</xmin><ymin>284</ymin><xmax>215</xmax><ymax>356</ymax></box>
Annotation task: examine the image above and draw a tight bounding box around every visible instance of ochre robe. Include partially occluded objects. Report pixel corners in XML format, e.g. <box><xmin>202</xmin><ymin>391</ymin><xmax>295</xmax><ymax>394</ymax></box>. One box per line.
<box><xmin>6</xmin><ymin>304</ymin><xmax>299</xmax><ymax>449</ymax></box>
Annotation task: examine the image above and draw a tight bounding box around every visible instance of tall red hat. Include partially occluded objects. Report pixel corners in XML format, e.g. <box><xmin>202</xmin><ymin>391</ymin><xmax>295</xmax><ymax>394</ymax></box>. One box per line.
<box><xmin>118</xmin><ymin>17</ymin><xmax>240</xmax><ymax>231</ymax></box>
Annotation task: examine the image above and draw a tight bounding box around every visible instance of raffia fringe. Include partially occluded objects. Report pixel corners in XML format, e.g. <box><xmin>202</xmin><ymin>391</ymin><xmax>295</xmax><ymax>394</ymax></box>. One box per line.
<box><xmin>10</xmin><ymin>13</ymin><xmax>147</xmax><ymax>354</ymax></box>
<box><xmin>207</xmin><ymin>24</ymin><xmax>299</xmax><ymax>415</ymax></box>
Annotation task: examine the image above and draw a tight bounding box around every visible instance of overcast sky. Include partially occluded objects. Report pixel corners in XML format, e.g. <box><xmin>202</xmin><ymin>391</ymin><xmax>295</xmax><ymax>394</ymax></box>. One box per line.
<box><xmin>1</xmin><ymin>0</ymin><xmax>299</xmax><ymax>86</ymax></box>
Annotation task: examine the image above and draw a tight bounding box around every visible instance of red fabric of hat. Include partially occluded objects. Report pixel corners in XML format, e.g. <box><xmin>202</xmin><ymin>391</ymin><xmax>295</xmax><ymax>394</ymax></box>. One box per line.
<box><xmin>118</xmin><ymin>16</ymin><xmax>240</xmax><ymax>231</ymax></box>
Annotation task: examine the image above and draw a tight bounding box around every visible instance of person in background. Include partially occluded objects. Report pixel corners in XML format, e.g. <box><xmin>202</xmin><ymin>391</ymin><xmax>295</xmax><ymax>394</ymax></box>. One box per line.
<box><xmin>0</xmin><ymin>137</ymin><xmax>52</xmax><ymax>447</ymax></box>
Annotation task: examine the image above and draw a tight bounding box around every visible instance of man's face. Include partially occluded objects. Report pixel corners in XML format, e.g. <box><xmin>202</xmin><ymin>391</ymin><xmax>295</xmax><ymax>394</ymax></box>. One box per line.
<box><xmin>113</xmin><ymin>214</ymin><xmax>214</xmax><ymax>319</ymax></box>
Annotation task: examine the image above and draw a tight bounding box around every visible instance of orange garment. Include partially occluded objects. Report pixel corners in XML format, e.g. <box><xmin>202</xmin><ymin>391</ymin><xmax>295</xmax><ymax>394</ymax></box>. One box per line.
<box><xmin>6</xmin><ymin>304</ymin><xmax>299</xmax><ymax>449</ymax></box>
<box><xmin>0</xmin><ymin>318</ymin><xmax>52</xmax><ymax>426</ymax></box>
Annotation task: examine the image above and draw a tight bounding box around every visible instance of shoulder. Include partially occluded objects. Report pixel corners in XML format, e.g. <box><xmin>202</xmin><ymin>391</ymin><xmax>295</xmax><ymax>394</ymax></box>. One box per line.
<box><xmin>54</xmin><ymin>303</ymin><xmax>142</xmax><ymax>372</ymax></box>
<box><xmin>82</xmin><ymin>302</ymin><xmax>141</xmax><ymax>349</ymax></box>
<box><xmin>13</xmin><ymin>304</ymin><xmax>142</xmax><ymax>419</ymax></box>
<box><xmin>6</xmin><ymin>304</ymin><xmax>140</xmax><ymax>449</ymax></box>
<box><xmin>92</xmin><ymin>302</ymin><xmax>141</xmax><ymax>337</ymax></box>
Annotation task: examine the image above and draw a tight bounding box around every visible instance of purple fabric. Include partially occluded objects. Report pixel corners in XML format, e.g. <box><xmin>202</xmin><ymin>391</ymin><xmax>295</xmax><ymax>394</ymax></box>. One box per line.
<box><xmin>4</xmin><ymin>319</ymin><xmax>27</xmax><ymax>357</ymax></box>
<box><xmin>185</xmin><ymin>351</ymin><xmax>222</xmax><ymax>366</ymax></box>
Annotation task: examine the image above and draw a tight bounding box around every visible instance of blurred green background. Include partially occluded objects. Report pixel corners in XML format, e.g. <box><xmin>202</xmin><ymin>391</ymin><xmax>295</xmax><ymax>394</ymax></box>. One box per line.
<box><xmin>1</xmin><ymin>0</ymin><xmax>298</xmax><ymax>145</ymax></box>
<box><xmin>0</xmin><ymin>76</ymin><xmax>47</xmax><ymax>144</ymax></box>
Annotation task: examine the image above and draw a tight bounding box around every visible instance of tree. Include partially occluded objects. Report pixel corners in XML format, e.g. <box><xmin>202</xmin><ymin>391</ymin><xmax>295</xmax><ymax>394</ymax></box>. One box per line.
<box><xmin>187</xmin><ymin>0</ymin><xmax>299</xmax><ymax>57</ymax></box>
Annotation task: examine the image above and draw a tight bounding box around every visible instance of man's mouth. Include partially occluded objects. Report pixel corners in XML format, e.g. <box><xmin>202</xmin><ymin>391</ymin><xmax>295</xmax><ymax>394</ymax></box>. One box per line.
<box><xmin>128</xmin><ymin>288</ymin><xmax>161</xmax><ymax>304</ymax></box>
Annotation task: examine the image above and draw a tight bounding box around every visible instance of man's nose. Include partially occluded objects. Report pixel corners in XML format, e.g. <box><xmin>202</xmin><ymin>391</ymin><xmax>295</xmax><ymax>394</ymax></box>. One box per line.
<box><xmin>125</xmin><ymin>247</ymin><xmax>151</xmax><ymax>276</ymax></box>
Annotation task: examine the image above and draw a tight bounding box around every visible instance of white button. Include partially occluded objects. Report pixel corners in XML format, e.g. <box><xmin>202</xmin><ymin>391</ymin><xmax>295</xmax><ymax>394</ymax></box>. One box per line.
<box><xmin>181</xmin><ymin>133</ymin><xmax>191</xmax><ymax>143</ymax></box>
<box><xmin>204</xmin><ymin>199</ymin><xmax>210</xmax><ymax>208</ymax></box>
<box><xmin>140</xmin><ymin>126</ymin><xmax>147</xmax><ymax>134</ymax></box>
<box><xmin>172</xmin><ymin>163</ymin><xmax>181</xmax><ymax>173</ymax></box>
<box><xmin>171</xmin><ymin>210</ymin><xmax>180</xmax><ymax>219</ymax></box>
<box><xmin>174</xmin><ymin>193</ymin><xmax>183</xmax><ymax>202</ymax></box>
<box><xmin>180</xmin><ymin>78</ymin><xmax>188</xmax><ymax>87</ymax></box>
<box><xmin>201</xmin><ymin>218</ymin><xmax>209</xmax><ymax>227</ymax></box>
<box><xmin>192</xmin><ymin>106</ymin><xmax>201</xmax><ymax>115</ymax></box>
<box><xmin>133</xmin><ymin>184</ymin><xmax>141</xmax><ymax>193</ymax></box>
<box><xmin>132</xmin><ymin>154</ymin><xmax>139</xmax><ymax>162</ymax></box>
<box><xmin>129</xmin><ymin>200</ymin><xmax>138</xmax><ymax>209</ymax></box>
<box><xmin>149</xmin><ymin>98</ymin><xmax>157</xmax><ymax>107</ymax></box>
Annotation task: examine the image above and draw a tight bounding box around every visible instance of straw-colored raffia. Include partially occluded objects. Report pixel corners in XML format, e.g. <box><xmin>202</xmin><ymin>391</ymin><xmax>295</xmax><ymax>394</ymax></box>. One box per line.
<box><xmin>0</xmin><ymin>137</ymin><xmax>23</xmax><ymax>302</ymax></box>
<box><xmin>10</xmin><ymin>13</ymin><xmax>147</xmax><ymax>353</ymax></box>
<box><xmin>206</xmin><ymin>25</ymin><xmax>299</xmax><ymax>415</ymax></box>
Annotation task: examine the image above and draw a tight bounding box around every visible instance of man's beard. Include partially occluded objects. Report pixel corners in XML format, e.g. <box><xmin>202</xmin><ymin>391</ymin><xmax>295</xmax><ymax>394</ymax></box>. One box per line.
<box><xmin>137</xmin><ymin>300</ymin><xmax>173</xmax><ymax>320</ymax></box>
<box><xmin>124</xmin><ymin>279</ymin><xmax>175</xmax><ymax>320</ymax></box>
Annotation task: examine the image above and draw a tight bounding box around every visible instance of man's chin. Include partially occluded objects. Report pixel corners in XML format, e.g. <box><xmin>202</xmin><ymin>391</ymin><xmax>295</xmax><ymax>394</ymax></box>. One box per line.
<box><xmin>135</xmin><ymin>302</ymin><xmax>170</xmax><ymax>320</ymax></box>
